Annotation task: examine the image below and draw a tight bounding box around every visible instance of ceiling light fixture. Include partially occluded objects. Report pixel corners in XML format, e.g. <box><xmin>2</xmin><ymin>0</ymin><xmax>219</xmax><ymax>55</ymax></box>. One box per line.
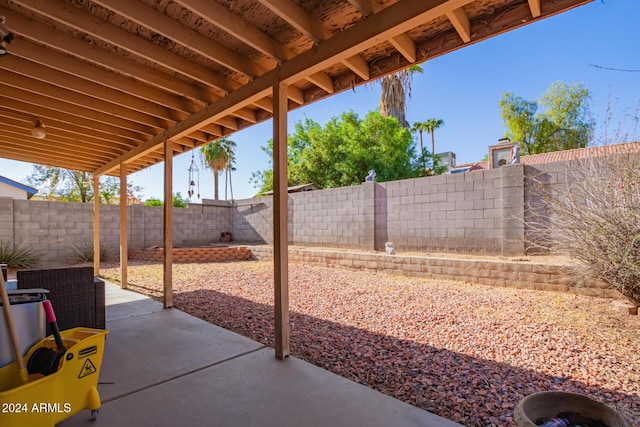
<box><xmin>32</xmin><ymin>120</ymin><xmax>46</xmax><ymax>139</ymax></box>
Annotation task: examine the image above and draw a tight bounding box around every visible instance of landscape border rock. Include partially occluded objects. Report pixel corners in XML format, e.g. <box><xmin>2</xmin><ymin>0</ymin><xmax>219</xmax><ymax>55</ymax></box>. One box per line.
<box><xmin>248</xmin><ymin>245</ymin><xmax>619</xmax><ymax>299</ymax></box>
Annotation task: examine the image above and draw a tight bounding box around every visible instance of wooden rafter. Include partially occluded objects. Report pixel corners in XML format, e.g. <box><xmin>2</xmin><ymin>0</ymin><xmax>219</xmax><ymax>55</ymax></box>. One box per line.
<box><xmin>16</xmin><ymin>0</ymin><xmax>239</xmax><ymax>95</ymax></box>
<box><xmin>528</xmin><ymin>0</ymin><xmax>542</xmax><ymax>17</ymax></box>
<box><xmin>346</xmin><ymin>0</ymin><xmax>378</xmax><ymax>16</ymax></box>
<box><xmin>91</xmin><ymin>0</ymin><xmax>265</xmax><ymax>80</ymax></box>
<box><xmin>173</xmin><ymin>0</ymin><xmax>291</xmax><ymax>64</ymax></box>
<box><xmin>390</xmin><ymin>33</ymin><xmax>417</xmax><ymax>63</ymax></box>
<box><xmin>447</xmin><ymin>7</ymin><xmax>472</xmax><ymax>43</ymax></box>
<box><xmin>258</xmin><ymin>0</ymin><xmax>370</xmax><ymax>81</ymax></box>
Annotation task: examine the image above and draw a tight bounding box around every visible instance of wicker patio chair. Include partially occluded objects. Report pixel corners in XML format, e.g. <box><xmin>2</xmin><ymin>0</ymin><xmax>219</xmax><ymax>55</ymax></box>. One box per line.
<box><xmin>17</xmin><ymin>266</ymin><xmax>105</xmax><ymax>331</ymax></box>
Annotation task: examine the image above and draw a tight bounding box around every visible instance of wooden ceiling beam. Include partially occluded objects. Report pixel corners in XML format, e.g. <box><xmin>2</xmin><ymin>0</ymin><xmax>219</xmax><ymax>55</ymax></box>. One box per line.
<box><xmin>347</xmin><ymin>0</ymin><xmax>419</xmax><ymax>67</ymax></box>
<box><xmin>0</xmin><ymin>150</ymin><xmax>100</xmax><ymax>171</ymax></box>
<box><xmin>0</xmin><ymin>56</ymin><xmax>186</xmax><ymax>122</ymax></box>
<box><xmin>447</xmin><ymin>7</ymin><xmax>472</xmax><ymax>43</ymax></box>
<box><xmin>0</xmin><ymin>86</ymin><xmax>158</xmax><ymax>137</ymax></box>
<box><xmin>171</xmin><ymin>130</ymin><xmax>209</xmax><ymax>147</ymax></box>
<box><xmin>0</xmin><ymin>125</ymin><xmax>123</xmax><ymax>160</ymax></box>
<box><xmin>257</xmin><ymin>0</ymin><xmax>367</xmax><ymax>87</ymax></box>
<box><xmin>0</xmin><ymin>117</ymin><xmax>132</xmax><ymax>155</ymax></box>
<box><xmin>171</xmin><ymin>137</ymin><xmax>198</xmax><ymax>150</ymax></box>
<box><xmin>528</xmin><ymin>0</ymin><xmax>542</xmax><ymax>18</ymax></box>
<box><xmin>257</xmin><ymin>0</ymin><xmax>333</xmax><ymax>43</ymax></box>
<box><xmin>278</xmin><ymin>0</ymin><xmax>475</xmax><ymax>83</ymax></box>
<box><xmin>93</xmin><ymin>0</ymin><xmax>472</xmax><ymax>176</ymax></box>
<box><xmin>15</xmin><ymin>0</ymin><xmax>240</xmax><ymax>95</ymax></box>
<box><xmin>161</xmin><ymin>5</ymin><xmax>305</xmax><ymax>109</ymax></box>
<box><xmin>287</xmin><ymin>85</ymin><xmax>305</xmax><ymax>105</ymax></box>
<box><xmin>92</xmin><ymin>0</ymin><xmax>265</xmax><ymax>79</ymax></box>
<box><xmin>346</xmin><ymin>0</ymin><xmax>378</xmax><ymax>16</ymax></box>
<box><xmin>7</xmin><ymin>40</ymin><xmax>201</xmax><ymax>115</ymax></box>
<box><xmin>1</xmin><ymin>74</ymin><xmax>172</xmax><ymax>130</ymax></box>
<box><xmin>94</xmin><ymin>83</ymin><xmax>272</xmax><ymax>176</ymax></box>
<box><xmin>306</xmin><ymin>72</ymin><xmax>335</xmax><ymax>94</ymax></box>
<box><xmin>0</xmin><ymin>146</ymin><xmax>99</xmax><ymax>171</ymax></box>
<box><xmin>341</xmin><ymin>55</ymin><xmax>370</xmax><ymax>80</ymax></box>
<box><xmin>171</xmin><ymin>0</ymin><xmax>333</xmax><ymax>102</ymax></box>
<box><xmin>172</xmin><ymin>0</ymin><xmax>291</xmax><ymax>63</ymax></box>
<box><xmin>213</xmin><ymin>116</ymin><xmax>240</xmax><ymax>131</ymax></box>
<box><xmin>0</xmin><ymin>136</ymin><xmax>116</xmax><ymax>164</ymax></box>
<box><xmin>200</xmin><ymin>124</ymin><xmax>223</xmax><ymax>139</ymax></box>
<box><xmin>390</xmin><ymin>33</ymin><xmax>417</xmax><ymax>63</ymax></box>
<box><xmin>2</xmin><ymin>9</ymin><xmax>214</xmax><ymax>104</ymax></box>
<box><xmin>230</xmin><ymin>108</ymin><xmax>258</xmax><ymax>124</ymax></box>
<box><xmin>252</xmin><ymin>97</ymin><xmax>274</xmax><ymax>114</ymax></box>
<box><xmin>0</xmin><ymin>103</ymin><xmax>140</xmax><ymax>148</ymax></box>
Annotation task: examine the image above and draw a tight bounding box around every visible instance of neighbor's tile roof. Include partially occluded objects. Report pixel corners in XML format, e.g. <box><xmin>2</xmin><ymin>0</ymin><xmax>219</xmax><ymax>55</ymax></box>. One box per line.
<box><xmin>458</xmin><ymin>141</ymin><xmax>640</xmax><ymax>171</ymax></box>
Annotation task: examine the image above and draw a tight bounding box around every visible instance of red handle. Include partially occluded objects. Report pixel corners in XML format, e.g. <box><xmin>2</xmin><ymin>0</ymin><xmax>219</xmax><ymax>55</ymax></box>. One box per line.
<box><xmin>43</xmin><ymin>300</ymin><xmax>57</xmax><ymax>323</ymax></box>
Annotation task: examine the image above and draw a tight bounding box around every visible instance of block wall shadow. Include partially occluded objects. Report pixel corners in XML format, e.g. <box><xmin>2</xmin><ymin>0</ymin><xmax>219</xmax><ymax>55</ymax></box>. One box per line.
<box><xmin>374</xmin><ymin>183</ymin><xmax>388</xmax><ymax>251</ymax></box>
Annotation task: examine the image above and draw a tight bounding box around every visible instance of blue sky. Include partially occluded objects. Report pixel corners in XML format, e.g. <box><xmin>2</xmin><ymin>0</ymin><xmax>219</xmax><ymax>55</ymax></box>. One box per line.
<box><xmin>1</xmin><ymin>0</ymin><xmax>638</xmax><ymax>201</ymax></box>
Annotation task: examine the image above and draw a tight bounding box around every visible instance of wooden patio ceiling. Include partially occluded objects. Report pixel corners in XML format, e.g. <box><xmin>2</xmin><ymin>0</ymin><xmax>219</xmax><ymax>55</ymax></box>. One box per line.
<box><xmin>0</xmin><ymin>0</ymin><xmax>591</xmax><ymax>179</ymax></box>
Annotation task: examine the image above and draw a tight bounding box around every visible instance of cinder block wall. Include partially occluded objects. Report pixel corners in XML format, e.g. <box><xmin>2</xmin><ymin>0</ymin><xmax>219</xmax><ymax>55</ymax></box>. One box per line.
<box><xmin>232</xmin><ymin>198</ymin><xmax>273</xmax><ymax>244</ymax></box>
<box><xmin>1</xmin><ymin>161</ymin><xmax>584</xmax><ymax>265</ymax></box>
<box><xmin>523</xmin><ymin>161</ymin><xmax>572</xmax><ymax>255</ymax></box>
<box><xmin>2</xmin><ymin>199</ymin><xmax>231</xmax><ymax>266</ymax></box>
<box><xmin>375</xmin><ymin>166</ymin><xmax>524</xmax><ymax>255</ymax></box>
<box><xmin>289</xmin><ymin>183</ymin><xmax>375</xmax><ymax>249</ymax></box>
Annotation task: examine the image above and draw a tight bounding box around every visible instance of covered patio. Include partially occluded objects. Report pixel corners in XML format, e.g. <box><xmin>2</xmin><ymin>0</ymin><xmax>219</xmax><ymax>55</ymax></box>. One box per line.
<box><xmin>0</xmin><ymin>0</ymin><xmax>592</xmax><ymax>424</ymax></box>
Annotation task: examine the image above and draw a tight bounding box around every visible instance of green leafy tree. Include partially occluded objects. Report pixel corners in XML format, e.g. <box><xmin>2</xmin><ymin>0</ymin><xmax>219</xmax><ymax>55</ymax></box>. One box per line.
<box><xmin>251</xmin><ymin>111</ymin><xmax>427</xmax><ymax>194</ymax></box>
<box><xmin>200</xmin><ymin>137</ymin><xmax>236</xmax><ymax>200</ymax></box>
<box><xmin>499</xmin><ymin>82</ymin><xmax>593</xmax><ymax>155</ymax></box>
<box><xmin>26</xmin><ymin>166</ymin><xmax>143</xmax><ymax>203</ymax></box>
<box><xmin>143</xmin><ymin>192</ymin><xmax>189</xmax><ymax>208</ymax></box>
<box><xmin>144</xmin><ymin>198</ymin><xmax>163</xmax><ymax>207</ymax></box>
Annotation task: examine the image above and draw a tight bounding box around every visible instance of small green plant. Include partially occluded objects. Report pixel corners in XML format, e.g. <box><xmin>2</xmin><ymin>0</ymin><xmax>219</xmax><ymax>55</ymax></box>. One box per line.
<box><xmin>69</xmin><ymin>242</ymin><xmax>116</xmax><ymax>263</ymax></box>
<box><xmin>0</xmin><ymin>240</ymin><xmax>41</xmax><ymax>269</ymax></box>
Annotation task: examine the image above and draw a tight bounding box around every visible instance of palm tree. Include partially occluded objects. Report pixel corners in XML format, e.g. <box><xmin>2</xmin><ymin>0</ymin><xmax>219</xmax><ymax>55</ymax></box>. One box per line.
<box><xmin>424</xmin><ymin>118</ymin><xmax>444</xmax><ymax>159</ymax></box>
<box><xmin>200</xmin><ymin>137</ymin><xmax>236</xmax><ymax>200</ymax></box>
<box><xmin>378</xmin><ymin>64</ymin><xmax>423</xmax><ymax>128</ymax></box>
<box><xmin>411</xmin><ymin>121</ymin><xmax>429</xmax><ymax>169</ymax></box>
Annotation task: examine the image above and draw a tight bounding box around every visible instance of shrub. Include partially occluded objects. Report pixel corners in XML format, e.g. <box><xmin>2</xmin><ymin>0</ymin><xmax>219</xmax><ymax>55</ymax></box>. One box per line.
<box><xmin>525</xmin><ymin>146</ymin><xmax>640</xmax><ymax>303</ymax></box>
<box><xmin>70</xmin><ymin>242</ymin><xmax>116</xmax><ymax>263</ymax></box>
<box><xmin>0</xmin><ymin>240</ymin><xmax>41</xmax><ymax>269</ymax></box>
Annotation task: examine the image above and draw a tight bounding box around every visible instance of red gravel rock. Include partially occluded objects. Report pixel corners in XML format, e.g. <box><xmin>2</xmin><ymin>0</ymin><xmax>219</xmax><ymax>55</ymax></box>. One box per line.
<box><xmin>101</xmin><ymin>261</ymin><xmax>640</xmax><ymax>427</ymax></box>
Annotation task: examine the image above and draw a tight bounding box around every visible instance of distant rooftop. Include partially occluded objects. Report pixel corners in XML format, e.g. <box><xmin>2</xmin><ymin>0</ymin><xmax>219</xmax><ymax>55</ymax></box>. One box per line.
<box><xmin>0</xmin><ymin>175</ymin><xmax>37</xmax><ymax>199</ymax></box>
<box><xmin>263</xmin><ymin>183</ymin><xmax>319</xmax><ymax>196</ymax></box>
<box><xmin>456</xmin><ymin>141</ymin><xmax>640</xmax><ymax>171</ymax></box>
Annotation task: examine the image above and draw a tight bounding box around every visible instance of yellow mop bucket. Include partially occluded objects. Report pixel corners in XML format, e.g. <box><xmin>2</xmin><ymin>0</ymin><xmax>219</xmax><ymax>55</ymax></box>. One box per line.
<box><xmin>0</xmin><ymin>327</ymin><xmax>109</xmax><ymax>427</ymax></box>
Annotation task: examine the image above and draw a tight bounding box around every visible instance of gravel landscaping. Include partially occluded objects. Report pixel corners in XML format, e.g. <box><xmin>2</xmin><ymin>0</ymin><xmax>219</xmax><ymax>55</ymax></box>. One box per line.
<box><xmin>101</xmin><ymin>260</ymin><xmax>640</xmax><ymax>427</ymax></box>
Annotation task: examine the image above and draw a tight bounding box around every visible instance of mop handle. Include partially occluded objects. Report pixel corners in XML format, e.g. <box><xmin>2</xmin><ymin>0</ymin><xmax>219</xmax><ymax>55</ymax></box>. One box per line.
<box><xmin>0</xmin><ymin>273</ymin><xmax>28</xmax><ymax>383</ymax></box>
<box><xmin>43</xmin><ymin>300</ymin><xmax>65</xmax><ymax>352</ymax></box>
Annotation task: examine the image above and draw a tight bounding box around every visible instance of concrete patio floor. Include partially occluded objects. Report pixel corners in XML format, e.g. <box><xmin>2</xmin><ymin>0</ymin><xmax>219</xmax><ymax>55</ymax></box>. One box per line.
<box><xmin>58</xmin><ymin>282</ymin><xmax>462</xmax><ymax>427</ymax></box>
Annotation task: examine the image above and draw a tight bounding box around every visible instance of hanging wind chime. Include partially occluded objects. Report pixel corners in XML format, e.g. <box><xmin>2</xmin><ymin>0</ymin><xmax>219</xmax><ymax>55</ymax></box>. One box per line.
<box><xmin>187</xmin><ymin>152</ymin><xmax>200</xmax><ymax>200</ymax></box>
